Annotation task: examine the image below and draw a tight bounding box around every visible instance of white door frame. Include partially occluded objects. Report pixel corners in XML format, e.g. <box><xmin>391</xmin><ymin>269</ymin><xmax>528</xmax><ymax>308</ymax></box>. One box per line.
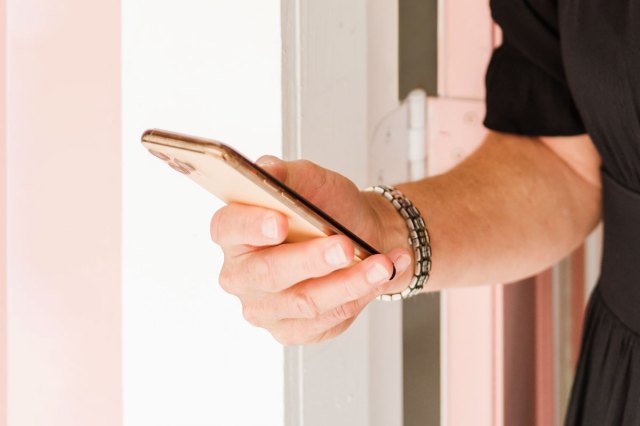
<box><xmin>282</xmin><ymin>1</ymin><xmax>405</xmax><ymax>425</ymax></box>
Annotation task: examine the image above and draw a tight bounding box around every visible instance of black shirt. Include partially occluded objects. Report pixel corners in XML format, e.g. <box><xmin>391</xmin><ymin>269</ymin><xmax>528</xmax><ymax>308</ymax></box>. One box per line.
<box><xmin>484</xmin><ymin>1</ymin><xmax>640</xmax><ymax>424</ymax></box>
<box><xmin>486</xmin><ymin>0</ymin><xmax>640</xmax><ymax>189</ymax></box>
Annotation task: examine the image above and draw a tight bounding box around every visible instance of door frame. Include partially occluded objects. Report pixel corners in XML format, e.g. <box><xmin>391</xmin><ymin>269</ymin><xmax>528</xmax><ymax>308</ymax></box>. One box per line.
<box><xmin>282</xmin><ymin>1</ymin><xmax>404</xmax><ymax>424</ymax></box>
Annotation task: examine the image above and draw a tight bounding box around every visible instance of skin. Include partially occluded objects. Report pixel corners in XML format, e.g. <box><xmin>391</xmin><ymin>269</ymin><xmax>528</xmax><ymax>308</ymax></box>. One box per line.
<box><xmin>210</xmin><ymin>130</ymin><xmax>602</xmax><ymax>345</ymax></box>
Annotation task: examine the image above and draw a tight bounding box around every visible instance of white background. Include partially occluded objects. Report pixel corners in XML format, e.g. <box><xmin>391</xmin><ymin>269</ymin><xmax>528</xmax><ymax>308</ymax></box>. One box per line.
<box><xmin>122</xmin><ymin>1</ymin><xmax>283</xmax><ymax>424</ymax></box>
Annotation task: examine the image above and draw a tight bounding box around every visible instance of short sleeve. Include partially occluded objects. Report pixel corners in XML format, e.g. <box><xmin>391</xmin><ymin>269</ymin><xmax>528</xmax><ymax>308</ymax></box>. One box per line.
<box><xmin>483</xmin><ymin>0</ymin><xmax>585</xmax><ymax>136</ymax></box>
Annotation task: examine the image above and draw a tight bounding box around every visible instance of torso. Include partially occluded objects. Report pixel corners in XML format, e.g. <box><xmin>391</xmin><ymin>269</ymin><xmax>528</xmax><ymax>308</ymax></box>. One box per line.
<box><xmin>560</xmin><ymin>0</ymin><xmax>640</xmax><ymax>188</ymax></box>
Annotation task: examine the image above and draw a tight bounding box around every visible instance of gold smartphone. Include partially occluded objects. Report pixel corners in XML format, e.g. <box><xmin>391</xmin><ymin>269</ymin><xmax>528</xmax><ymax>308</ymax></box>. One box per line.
<box><xmin>141</xmin><ymin>129</ymin><xmax>378</xmax><ymax>260</ymax></box>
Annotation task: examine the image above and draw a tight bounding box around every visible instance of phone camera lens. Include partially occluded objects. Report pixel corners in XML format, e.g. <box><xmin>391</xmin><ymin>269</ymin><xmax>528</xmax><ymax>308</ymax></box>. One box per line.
<box><xmin>148</xmin><ymin>149</ymin><xmax>170</xmax><ymax>161</ymax></box>
<box><xmin>174</xmin><ymin>159</ymin><xmax>196</xmax><ymax>172</ymax></box>
<box><xmin>168</xmin><ymin>161</ymin><xmax>191</xmax><ymax>175</ymax></box>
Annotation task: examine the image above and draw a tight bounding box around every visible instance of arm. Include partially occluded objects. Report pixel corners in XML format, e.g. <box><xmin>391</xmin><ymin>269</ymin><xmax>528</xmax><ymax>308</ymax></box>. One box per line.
<box><xmin>371</xmin><ymin>130</ymin><xmax>602</xmax><ymax>293</ymax></box>
<box><xmin>210</xmin><ymin>130</ymin><xmax>601</xmax><ymax>345</ymax></box>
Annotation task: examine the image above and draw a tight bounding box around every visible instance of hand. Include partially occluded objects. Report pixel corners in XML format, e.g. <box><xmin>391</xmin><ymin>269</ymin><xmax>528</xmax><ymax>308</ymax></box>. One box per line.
<box><xmin>210</xmin><ymin>156</ymin><xmax>413</xmax><ymax>345</ymax></box>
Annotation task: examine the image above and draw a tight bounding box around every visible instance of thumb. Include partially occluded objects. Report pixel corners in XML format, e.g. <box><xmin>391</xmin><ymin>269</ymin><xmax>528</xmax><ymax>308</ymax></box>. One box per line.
<box><xmin>256</xmin><ymin>155</ymin><xmax>288</xmax><ymax>183</ymax></box>
<box><xmin>257</xmin><ymin>156</ymin><xmax>365</xmax><ymax>237</ymax></box>
<box><xmin>256</xmin><ymin>156</ymin><xmax>334</xmax><ymax>202</ymax></box>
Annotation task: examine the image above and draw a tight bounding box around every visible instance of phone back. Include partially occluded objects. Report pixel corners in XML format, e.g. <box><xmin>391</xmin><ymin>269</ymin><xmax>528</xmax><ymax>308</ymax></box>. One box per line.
<box><xmin>141</xmin><ymin>129</ymin><xmax>377</xmax><ymax>260</ymax></box>
<box><xmin>142</xmin><ymin>132</ymin><xmax>330</xmax><ymax>243</ymax></box>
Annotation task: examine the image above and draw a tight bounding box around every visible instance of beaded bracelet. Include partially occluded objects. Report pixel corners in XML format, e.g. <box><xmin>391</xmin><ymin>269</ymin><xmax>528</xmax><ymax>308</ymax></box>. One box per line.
<box><xmin>364</xmin><ymin>185</ymin><xmax>431</xmax><ymax>301</ymax></box>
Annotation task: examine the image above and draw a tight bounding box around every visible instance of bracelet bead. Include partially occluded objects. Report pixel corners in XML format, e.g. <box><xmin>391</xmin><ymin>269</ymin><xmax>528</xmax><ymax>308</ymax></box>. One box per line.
<box><xmin>364</xmin><ymin>185</ymin><xmax>431</xmax><ymax>301</ymax></box>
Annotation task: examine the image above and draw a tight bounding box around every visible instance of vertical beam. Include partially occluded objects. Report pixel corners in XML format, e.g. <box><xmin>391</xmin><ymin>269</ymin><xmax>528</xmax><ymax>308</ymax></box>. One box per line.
<box><xmin>492</xmin><ymin>285</ymin><xmax>504</xmax><ymax>426</ymax></box>
<box><xmin>503</xmin><ymin>281</ymin><xmax>536</xmax><ymax>426</ymax></box>
<box><xmin>438</xmin><ymin>0</ymin><xmax>493</xmax><ymax>99</ymax></box>
<box><xmin>584</xmin><ymin>225</ymin><xmax>603</xmax><ymax>300</ymax></box>
<box><xmin>398</xmin><ymin>3</ymin><xmax>441</xmax><ymax>425</ymax></box>
<box><xmin>282</xmin><ymin>0</ymin><xmax>368</xmax><ymax>183</ymax></box>
<box><xmin>570</xmin><ymin>249</ymin><xmax>585</xmax><ymax>368</ymax></box>
<box><xmin>0</xmin><ymin>0</ymin><xmax>6</xmax><ymax>423</ymax></box>
<box><xmin>535</xmin><ymin>270</ymin><xmax>554</xmax><ymax>426</ymax></box>
<box><xmin>402</xmin><ymin>295</ymin><xmax>440</xmax><ymax>426</ymax></box>
<box><xmin>283</xmin><ymin>1</ymin><xmax>405</xmax><ymax>425</ymax></box>
<box><xmin>446</xmin><ymin>287</ymin><xmax>495</xmax><ymax>426</ymax></box>
<box><xmin>6</xmin><ymin>0</ymin><xmax>122</xmax><ymax>424</ymax></box>
<box><xmin>282</xmin><ymin>1</ymin><xmax>371</xmax><ymax>425</ymax></box>
<box><xmin>367</xmin><ymin>2</ymin><xmax>404</xmax><ymax>426</ymax></box>
<box><xmin>552</xmin><ymin>260</ymin><xmax>569</xmax><ymax>425</ymax></box>
<box><xmin>426</xmin><ymin>97</ymin><xmax>489</xmax><ymax>425</ymax></box>
<box><xmin>433</xmin><ymin>2</ymin><xmax>507</xmax><ymax>425</ymax></box>
<box><xmin>399</xmin><ymin>0</ymin><xmax>438</xmax><ymax>98</ymax></box>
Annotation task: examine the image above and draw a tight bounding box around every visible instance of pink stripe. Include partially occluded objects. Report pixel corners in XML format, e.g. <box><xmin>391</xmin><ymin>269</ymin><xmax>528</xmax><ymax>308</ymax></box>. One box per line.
<box><xmin>571</xmin><ymin>247</ymin><xmax>586</xmax><ymax>367</ymax></box>
<box><xmin>436</xmin><ymin>2</ymin><xmax>501</xmax><ymax>424</ymax></box>
<box><xmin>534</xmin><ymin>270</ymin><xmax>554</xmax><ymax>426</ymax></box>
<box><xmin>1</xmin><ymin>0</ymin><xmax>7</xmax><ymax>422</ymax></box>
<box><xmin>503</xmin><ymin>280</ymin><xmax>536</xmax><ymax>424</ymax></box>
<box><xmin>447</xmin><ymin>288</ymin><xmax>495</xmax><ymax>426</ymax></box>
<box><xmin>490</xmin><ymin>25</ymin><xmax>503</xmax><ymax>426</ymax></box>
<box><xmin>6</xmin><ymin>0</ymin><xmax>122</xmax><ymax>424</ymax></box>
<box><xmin>492</xmin><ymin>285</ymin><xmax>504</xmax><ymax>426</ymax></box>
<box><xmin>441</xmin><ymin>0</ymin><xmax>494</xmax><ymax>99</ymax></box>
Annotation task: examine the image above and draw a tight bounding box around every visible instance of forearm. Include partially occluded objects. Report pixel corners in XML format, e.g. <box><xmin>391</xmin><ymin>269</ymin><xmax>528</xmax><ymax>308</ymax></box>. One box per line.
<box><xmin>369</xmin><ymin>130</ymin><xmax>602</xmax><ymax>292</ymax></box>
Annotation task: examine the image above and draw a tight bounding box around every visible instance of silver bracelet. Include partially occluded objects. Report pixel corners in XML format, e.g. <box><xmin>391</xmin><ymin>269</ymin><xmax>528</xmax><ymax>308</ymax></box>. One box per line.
<box><xmin>364</xmin><ymin>185</ymin><xmax>431</xmax><ymax>301</ymax></box>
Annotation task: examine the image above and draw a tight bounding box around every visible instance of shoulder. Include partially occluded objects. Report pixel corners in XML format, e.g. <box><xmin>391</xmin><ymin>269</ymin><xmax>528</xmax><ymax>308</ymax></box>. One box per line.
<box><xmin>490</xmin><ymin>0</ymin><xmax>559</xmax><ymax>30</ymax></box>
<box><xmin>490</xmin><ymin>0</ymin><xmax>564</xmax><ymax>81</ymax></box>
<box><xmin>483</xmin><ymin>0</ymin><xmax>585</xmax><ymax>135</ymax></box>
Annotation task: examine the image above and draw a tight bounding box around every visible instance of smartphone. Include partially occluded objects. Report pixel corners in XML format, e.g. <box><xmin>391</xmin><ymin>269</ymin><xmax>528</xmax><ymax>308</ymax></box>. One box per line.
<box><xmin>141</xmin><ymin>129</ymin><xmax>379</xmax><ymax>261</ymax></box>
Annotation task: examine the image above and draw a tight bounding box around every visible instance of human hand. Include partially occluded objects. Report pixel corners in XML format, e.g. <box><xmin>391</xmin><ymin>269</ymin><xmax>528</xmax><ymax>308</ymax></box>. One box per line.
<box><xmin>210</xmin><ymin>156</ymin><xmax>413</xmax><ymax>345</ymax></box>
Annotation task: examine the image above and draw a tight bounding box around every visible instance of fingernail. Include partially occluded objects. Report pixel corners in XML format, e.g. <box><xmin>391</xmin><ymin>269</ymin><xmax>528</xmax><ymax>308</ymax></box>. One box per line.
<box><xmin>256</xmin><ymin>155</ymin><xmax>281</xmax><ymax>167</ymax></box>
<box><xmin>393</xmin><ymin>254</ymin><xmax>412</xmax><ymax>275</ymax></box>
<box><xmin>261</xmin><ymin>216</ymin><xmax>278</xmax><ymax>240</ymax></box>
<box><xmin>366</xmin><ymin>263</ymin><xmax>391</xmax><ymax>285</ymax></box>
<box><xmin>324</xmin><ymin>243</ymin><xmax>348</xmax><ymax>266</ymax></box>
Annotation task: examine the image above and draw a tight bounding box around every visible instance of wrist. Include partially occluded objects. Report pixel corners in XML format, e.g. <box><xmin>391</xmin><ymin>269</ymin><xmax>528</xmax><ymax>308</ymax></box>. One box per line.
<box><xmin>362</xmin><ymin>187</ymin><xmax>427</xmax><ymax>297</ymax></box>
<box><xmin>362</xmin><ymin>190</ymin><xmax>410</xmax><ymax>254</ymax></box>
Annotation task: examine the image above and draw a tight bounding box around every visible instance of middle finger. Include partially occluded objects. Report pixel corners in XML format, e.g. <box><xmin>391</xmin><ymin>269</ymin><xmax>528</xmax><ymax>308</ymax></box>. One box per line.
<box><xmin>247</xmin><ymin>248</ymin><xmax>411</xmax><ymax>321</ymax></box>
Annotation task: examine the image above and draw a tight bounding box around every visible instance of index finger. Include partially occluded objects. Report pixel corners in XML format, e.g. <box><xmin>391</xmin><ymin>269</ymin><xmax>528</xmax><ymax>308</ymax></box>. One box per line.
<box><xmin>210</xmin><ymin>203</ymin><xmax>288</xmax><ymax>249</ymax></box>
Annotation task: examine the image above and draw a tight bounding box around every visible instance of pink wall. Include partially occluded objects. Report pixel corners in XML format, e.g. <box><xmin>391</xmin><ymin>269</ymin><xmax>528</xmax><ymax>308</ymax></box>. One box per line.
<box><xmin>436</xmin><ymin>4</ymin><xmax>589</xmax><ymax>423</ymax></box>
<box><xmin>1</xmin><ymin>0</ymin><xmax>7</xmax><ymax>423</ymax></box>
<box><xmin>6</xmin><ymin>0</ymin><xmax>122</xmax><ymax>424</ymax></box>
<box><xmin>439</xmin><ymin>0</ymin><xmax>493</xmax><ymax>99</ymax></box>
<box><xmin>435</xmin><ymin>1</ymin><xmax>502</xmax><ymax>424</ymax></box>
<box><xmin>434</xmin><ymin>2</ymin><xmax>569</xmax><ymax>424</ymax></box>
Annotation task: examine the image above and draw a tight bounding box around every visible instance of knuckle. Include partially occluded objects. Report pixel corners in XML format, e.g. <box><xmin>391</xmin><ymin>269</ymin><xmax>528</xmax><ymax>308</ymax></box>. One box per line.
<box><xmin>263</xmin><ymin>253</ymin><xmax>280</xmax><ymax>291</ymax></box>
<box><xmin>299</xmin><ymin>248</ymin><xmax>319</xmax><ymax>276</ymax></box>
<box><xmin>269</xmin><ymin>329</ymin><xmax>285</xmax><ymax>345</ymax></box>
<box><xmin>218</xmin><ymin>263</ymin><xmax>236</xmax><ymax>294</ymax></box>
<box><xmin>309</xmin><ymin>323</ymin><xmax>342</xmax><ymax>345</ymax></box>
<box><xmin>249</xmin><ymin>254</ymin><xmax>276</xmax><ymax>292</ymax></box>
<box><xmin>333</xmin><ymin>304</ymin><xmax>351</xmax><ymax>322</ymax></box>
<box><xmin>332</xmin><ymin>299</ymin><xmax>360</xmax><ymax>322</ymax></box>
<box><xmin>341</xmin><ymin>276</ymin><xmax>360</xmax><ymax>301</ymax></box>
<box><xmin>271</xmin><ymin>329</ymin><xmax>297</xmax><ymax>346</ymax></box>
<box><xmin>298</xmin><ymin>159</ymin><xmax>315</xmax><ymax>172</ymax></box>
<box><xmin>210</xmin><ymin>209</ymin><xmax>224</xmax><ymax>244</ymax></box>
<box><xmin>293</xmin><ymin>291</ymin><xmax>320</xmax><ymax>319</ymax></box>
<box><xmin>241</xmin><ymin>303</ymin><xmax>261</xmax><ymax>327</ymax></box>
<box><xmin>289</xmin><ymin>322</ymin><xmax>316</xmax><ymax>346</ymax></box>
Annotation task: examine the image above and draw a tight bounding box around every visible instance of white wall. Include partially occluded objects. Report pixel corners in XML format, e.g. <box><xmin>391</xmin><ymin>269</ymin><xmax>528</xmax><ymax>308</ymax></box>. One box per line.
<box><xmin>122</xmin><ymin>1</ymin><xmax>283</xmax><ymax>425</ymax></box>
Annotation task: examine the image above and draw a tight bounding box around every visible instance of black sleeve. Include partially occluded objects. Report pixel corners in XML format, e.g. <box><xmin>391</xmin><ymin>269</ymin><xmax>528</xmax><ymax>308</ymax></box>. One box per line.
<box><xmin>483</xmin><ymin>0</ymin><xmax>585</xmax><ymax>136</ymax></box>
